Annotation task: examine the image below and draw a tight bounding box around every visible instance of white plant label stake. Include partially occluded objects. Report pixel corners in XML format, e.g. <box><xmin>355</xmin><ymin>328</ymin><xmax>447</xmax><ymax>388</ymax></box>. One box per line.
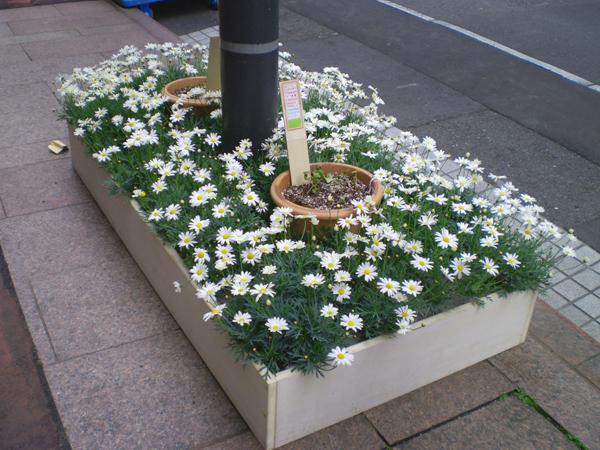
<box><xmin>206</xmin><ymin>36</ymin><xmax>221</xmax><ymax>92</ymax></box>
<box><xmin>280</xmin><ymin>80</ymin><xmax>310</xmax><ymax>185</ymax></box>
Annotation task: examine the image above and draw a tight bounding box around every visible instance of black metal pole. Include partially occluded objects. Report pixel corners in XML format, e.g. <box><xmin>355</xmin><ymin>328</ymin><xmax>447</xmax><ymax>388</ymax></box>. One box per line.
<box><xmin>219</xmin><ymin>0</ymin><xmax>279</xmax><ymax>154</ymax></box>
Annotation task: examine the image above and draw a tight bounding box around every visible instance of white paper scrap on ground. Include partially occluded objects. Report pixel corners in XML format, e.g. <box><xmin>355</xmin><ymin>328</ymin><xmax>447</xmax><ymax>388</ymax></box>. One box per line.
<box><xmin>206</xmin><ymin>36</ymin><xmax>221</xmax><ymax>92</ymax></box>
<box><xmin>280</xmin><ymin>80</ymin><xmax>310</xmax><ymax>185</ymax></box>
<box><xmin>48</xmin><ymin>140</ymin><xmax>68</xmax><ymax>154</ymax></box>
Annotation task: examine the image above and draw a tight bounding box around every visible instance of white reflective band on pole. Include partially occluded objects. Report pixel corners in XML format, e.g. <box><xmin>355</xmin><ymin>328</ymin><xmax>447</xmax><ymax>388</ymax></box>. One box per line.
<box><xmin>220</xmin><ymin>39</ymin><xmax>279</xmax><ymax>54</ymax></box>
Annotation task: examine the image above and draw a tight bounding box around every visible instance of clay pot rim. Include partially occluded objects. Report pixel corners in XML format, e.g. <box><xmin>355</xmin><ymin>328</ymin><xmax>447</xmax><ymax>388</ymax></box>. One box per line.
<box><xmin>161</xmin><ymin>76</ymin><xmax>211</xmax><ymax>107</ymax></box>
<box><xmin>270</xmin><ymin>162</ymin><xmax>384</xmax><ymax>220</ymax></box>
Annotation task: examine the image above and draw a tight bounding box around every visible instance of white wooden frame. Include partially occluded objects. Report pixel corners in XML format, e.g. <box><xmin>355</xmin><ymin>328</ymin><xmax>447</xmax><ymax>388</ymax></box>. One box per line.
<box><xmin>70</xmin><ymin>130</ymin><xmax>536</xmax><ymax>449</ymax></box>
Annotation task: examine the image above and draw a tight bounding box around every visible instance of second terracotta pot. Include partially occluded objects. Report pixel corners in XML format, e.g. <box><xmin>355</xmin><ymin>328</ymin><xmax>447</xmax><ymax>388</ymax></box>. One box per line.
<box><xmin>161</xmin><ymin>76</ymin><xmax>218</xmax><ymax>119</ymax></box>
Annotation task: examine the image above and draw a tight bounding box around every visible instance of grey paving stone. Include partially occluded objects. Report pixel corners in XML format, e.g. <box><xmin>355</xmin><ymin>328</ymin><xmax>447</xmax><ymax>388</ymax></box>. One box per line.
<box><xmin>572</xmin><ymin>268</ymin><xmax>600</xmax><ymax>290</ymax></box>
<box><xmin>364</xmin><ymin>361</ymin><xmax>514</xmax><ymax>443</ymax></box>
<box><xmin>21</xmin><ymin>30</ymin><xmax>158</xmax><ymax>61</ymax></box>
<box><xmin>0</xmin><ymin>22</ymin><xmax>12</xmax><ymax>38</ymax></box>
<box><xmin>575</xmin><ymin>294</ymin><xmax>600</xmax><ymax>319</ymax></box>
<box><xmin>0</xmin><ymin>112</ymin><xmax>67</xmax><ymax>149</ymax></box>
<box><xmin>0</xmin><ymin>52</ymin><xmax>103</xmax><ymax>88</ymax></box>
<box><xmin>53</xmin><ymin>0</ymin><xmax>116</xmax><ymax>16</ymax></box>
<box><xmin>556</xmin><ymin>255</ymin><xmax>586</xmax><ymax>276</ymax></box>
<box><xmin>8</xmin><ymin>11</ymin><xmax>132</xmax><ymax>36</ymax></box>
<box><xmin>575</xmin><ymin>245</ymin><xmax>600</xmax><ymax>265</ymax></box>
<box><xmin>77</xmin><ymin>22</ymin><xmax>143</xmax><ymax>36</ymax></box>
<box><xmin>279</xmin><ymin>414</ymin><xmax>385</xmax><ymax>450</ymax></box>
<box><xmin>547</xmin><ymin>270</ymin><xmax>567</xmax><ymax>286</ymax></box>
<box><xmin>582</xmin><ymin>321</ymin><xmax>600</xmax><ymax>343</ymax></box>
<box><xmin>0</xmin><ymin>202</ymin><xmax>130</xmax><ymax>280</ymax></box>
<box><xmin>490</xmin><ymin>337</ymin><xmax>600</xmax><ymax>450</ymax></box>
<box><xmin>44</xmin><ymin>330</ymin><xmax>247</xmax><ymax>450</ymax></box>
<box><xmin>0</xmin><ymin>138</ymin><xmax>70</xmax><ymax>170</ymax></box>
<box><xmin>528</xmin><ymin>300</ymin><xmax>600</xmax><ymax>367</ymax></box>
<box><xmin>395</xmin><ymin>396</ymin><xmax>574</xmax><ymax>449</ymax></box>
<box><xmin>0</xmin><ymin>29</ymin><xmax>81</xmax><ymax>47</ymax></box>
<box><xmin>0</xmin><ymin>44</ymin><xmax>30</xmax><ymax>64</ymax></box>
<box><xmin>0</xmin><ymin>5</ymin><xmax>60</xmax><ymax>23</ymax></box>
<box><xmin>552</xmin><ymin>278</ymin><xmax>588</xmax><ymax>301</ymax></box>
<box><xmin>0</xmin><ymin>158</ymin><xmax>91</xmax><ymax>217</ymax></box>
<box><xmin>539</xmin><ymin>289</ymin><xmax>568</xmax><ymax>309</ymax></box>
<box><xmin>31</xmin><ymin>258</ymin><xmax>178</xmax><ymax>361</ymax></box>
<box><xmin>0</xmin><ymin>79</ymin><xmax>59</xmax><ymax>114</ymax></box>
<box><xmin>200</xmin><ymin>431</ymin><xmax>262</xmax><ymax>450</ymax></box>
<box><xmin>559</xmin><ymin>304</ymin><xmax>594</xmax><ymax>327</ymax></box>
<box><xmin>8</xmin><ymin>275</ymin><xmax>57</xmax><ymax>366</ymax></box>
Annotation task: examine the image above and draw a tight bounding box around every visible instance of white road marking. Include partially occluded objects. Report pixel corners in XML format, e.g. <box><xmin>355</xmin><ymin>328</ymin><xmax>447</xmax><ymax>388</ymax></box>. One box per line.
<box><xmin>372</xmin><ymin>0</ymin><xmax>598</xmax><ymax>92</ymax></box>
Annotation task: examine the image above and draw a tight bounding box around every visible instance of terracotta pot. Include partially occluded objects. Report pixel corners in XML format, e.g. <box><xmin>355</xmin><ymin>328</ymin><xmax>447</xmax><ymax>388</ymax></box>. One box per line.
<box><xmin>270</xmin><ymin>162</ymin><xmax>384</xmax><ymax>237</ymax></box>
<box><xmin>161</xmin><ymin>76</ymin><xmax>218</xmax><ymax>119</ymax></box>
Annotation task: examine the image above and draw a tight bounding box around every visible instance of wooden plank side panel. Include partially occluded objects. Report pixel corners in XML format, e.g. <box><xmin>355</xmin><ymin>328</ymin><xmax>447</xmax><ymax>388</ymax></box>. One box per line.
<box><xmin>272</xmin><ymin>291</ymin><xmax>536</xmax><ymax>447</ymax></box>
<box><xmin>69</xmin><ymin>131</ymin><xmax>271</xmax><ymax>448</ymax></box>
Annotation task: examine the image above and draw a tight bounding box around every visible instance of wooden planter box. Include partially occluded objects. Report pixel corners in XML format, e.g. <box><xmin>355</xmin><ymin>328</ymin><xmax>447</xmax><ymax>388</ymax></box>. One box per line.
<box><xmin>70</xmin><ymin>129</ymin><xmax>536</xmax><ymax>449</ymax></box>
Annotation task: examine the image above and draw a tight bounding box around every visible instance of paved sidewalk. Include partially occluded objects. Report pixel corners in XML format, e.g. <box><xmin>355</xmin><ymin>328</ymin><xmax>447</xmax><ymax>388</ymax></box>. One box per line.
<box><xmin>0</xmin><ymin>1</ymin><xmax>599</xmax><ymax>449</ymax></box>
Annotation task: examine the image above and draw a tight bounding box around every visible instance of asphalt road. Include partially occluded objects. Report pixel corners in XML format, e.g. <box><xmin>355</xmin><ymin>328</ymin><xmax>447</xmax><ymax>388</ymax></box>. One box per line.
<box><xmin>152</xmin><ymin>0</ymin><xmax>600</xmax><ymax>252</ymax></box>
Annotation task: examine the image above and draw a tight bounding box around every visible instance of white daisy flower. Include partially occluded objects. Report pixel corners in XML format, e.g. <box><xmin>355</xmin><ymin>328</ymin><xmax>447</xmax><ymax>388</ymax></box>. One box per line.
<box><xmin>320</xmin><ymin>303</ymin><xmax>339</xmax><ymax>318</ymax></box>
<box><xmin>328</xmin><ymin>346</ymin><xmax>354</xmax><ymax>366</ymax></box>
<box><xmin>233</xmin><ymin>311</ymin><xmax>252</xmax><ymax>326</ymax></box>
<box><xmin>266</xmin><ymin>317</ymin><xmax>289</xmax><ymax>334</ymax></box>
<box><xmin>340</xmin><ymin>313</ymin><xmax>363</xmax><ymax>332</ymax></box>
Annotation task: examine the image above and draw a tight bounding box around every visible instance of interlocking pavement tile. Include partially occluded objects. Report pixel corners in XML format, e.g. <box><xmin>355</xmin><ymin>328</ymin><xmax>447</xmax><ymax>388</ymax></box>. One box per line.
<box><xmin>0</xmin><ymin>44</ymin><xmax>30</xmax><ymax>64</ymax></box>
<box><xmin>53</xmin><ymin>0</ymin><xmax>116</xmax><ymax>16</ymax></box>
<box><xmin>575</xmin><ymin>245</ymin><xmax>600</xmax><ymax>265</ymax></box>
<box><xmin>198</xmin><ymin>430</ymin><xmax>263</xmax><ymax>450</ymax></box>
<box><xmin>578</xmin><ymin>354</ymin><xmax>600</xmax><ymax>389</ymax></box>
<box><xmin>279</xmin><ymin>414</ymin><xmax>385</xmax><ymax>450</ymax></box>
<box><xmin>44</xmin><ymin>330</ymin><xmax>247</xmax><ymax>450</ymax></box>
<box><xmin>0</xmin><ymin>5</ymin><xmax>60</xmax><ymax>23</ymax></box>
<box><xmin>528</xmin><ymin>300</ymin><xmax>600</xmax><ymax>366</ymax></box>
<box><xmin>21</xmin><ymin>30</ymin><xmax>158</xmax><ymax>61</ymax></box>
<box><xmin>575</xmin><ymin>294</ymin><xmax>600</xmax><ymax>318</ymax></box>
<box><xmin>539</xmin><ymin>288</ymin><xmax>568</xmax><ymax>309</ymax></box>
<box><xmin>0</xmin><ymin>139</ymin><xmax>70</xmax><ymax>170</ymax></box>
<box><xmin>582</xmin><ymin>321</ymin><xmax>600</xmax><ymax>343</ymax></box>
<box><xmin>572</xmin><ymin>269</ymin><xmax>600</xmax><ymax>291</ymax></box>
<box><xmin>0</xmin><ymin>80</ymin><xmax>58</xmax><ymax>115</ymax></box>
<box><xmin>364</xmin><ymin>361</ymin><xmax>514</xmax><ymax>444</ymax></box>
<box><xmin>552</xmin><ymin>278</ymin><xmax>588</xmax><ymax>301</ymax></box>
<box><xmin>558</xmin><ymin>304</ymin><xmax>593</xmax><ymax>327</ymax></box>
<box><xmin>490</xmin><ymin>337</ymin><xmax>600</xmax><ymax>449</ymax></box>
<box><xmin>8</xmin><ymin>11</ymin><xmax>132</xmax><ymax>36</ymax></box>
<box><xmin>0</xmin><ymin>202</ymin><xmax>130</xmax><ymax>279</ymax></box>
<box><xmin>394</xmin><ymin>397</ymin><xmax>574</xmax><ymax>450</ymax></box>
<box><xmin>0</xmin><ymin>158</ymin><xmax>91</xmax><ymax>217</ymax></box>
<box><xmin>31</xmin><ymin>258</ymin><xmax>178</xmax><ymax>361</ymax></box>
